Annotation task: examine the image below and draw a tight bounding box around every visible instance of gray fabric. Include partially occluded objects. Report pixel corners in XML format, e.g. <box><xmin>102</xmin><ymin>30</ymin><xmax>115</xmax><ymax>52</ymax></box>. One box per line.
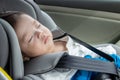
<box><xmin>22</xmin><ymin>74</ymin><xmax>43</xmax><ymax>80</ymax></box>
<box><xmin>0</xmin><ymin>19</ymin><xmax>24</xmax><ymax>80</ymax></box>
<box><xmin>24</xmin><ymin>52</ymin><xmax>66</xmax><ymax>75</ymax></box>
<box><xmin>0</xmin><ymin>0</ymin><xmax>36</xmax><ymax>19</ymax></box>
<box><xmin>52</xmin><ymin>27</ymin><xmax>65</xmax><ymax>39</ymax></box>
<box><xmin>0</xmin><ymin>21</ymin><xmax>9</xmax><ymax>68</ymax></box>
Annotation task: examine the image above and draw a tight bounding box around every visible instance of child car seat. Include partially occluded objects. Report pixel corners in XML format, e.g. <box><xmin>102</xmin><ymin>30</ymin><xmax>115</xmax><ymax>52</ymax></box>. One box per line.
<box><xmin>0</xmin><ymin>0</ymin><xmax>65</xmax><ymax>79</ymax></box>
<box><xmin>0</xmin><ymin>19</ymin><xmax>9</xmax><ymax>80</ymax></box>
<box><xmin>0</xmin><ymin>19</ymin><xmax>9</xmax><ymax>69</ymax></box>
<box><xmin>1</xmin><ymin>0</ymin><xmax>120</xmax><ymax>80</ymax></box>
<box><xmin>0</xmin><ymin>18</ymin><xmax>24</xmax><ymax>80</ymax></box>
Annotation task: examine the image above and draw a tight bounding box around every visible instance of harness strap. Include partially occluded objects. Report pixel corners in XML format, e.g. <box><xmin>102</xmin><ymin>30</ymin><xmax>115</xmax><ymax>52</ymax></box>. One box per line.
<box><xmin>56</xmin><ymin>54</ymin><xmax>118</xmax><ymax>76</ymax></box>
<box><xmin>24</xmin><ymin>52</ymin><xmax>65</xmax><ymax>75</ymax></box>
<box><xmin>67</xmin><ymin>33</ymin><xmax>114</xmax><ymax>62</ymax></box>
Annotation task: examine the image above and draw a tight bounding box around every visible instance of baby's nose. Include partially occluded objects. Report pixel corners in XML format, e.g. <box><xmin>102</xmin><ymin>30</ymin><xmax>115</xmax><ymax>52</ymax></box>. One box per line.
<box><xmin>34</xmin><ymin>28</ymin><xmax>43</xmax><ymax>38</ymax></box>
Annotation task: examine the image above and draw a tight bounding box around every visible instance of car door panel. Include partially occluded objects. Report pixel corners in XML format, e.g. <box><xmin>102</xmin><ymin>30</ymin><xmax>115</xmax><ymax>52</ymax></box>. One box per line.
<box><xmin>35</xmin><ymin>0</ymin><xmax>120</xmax><ymax>44</ymax></box>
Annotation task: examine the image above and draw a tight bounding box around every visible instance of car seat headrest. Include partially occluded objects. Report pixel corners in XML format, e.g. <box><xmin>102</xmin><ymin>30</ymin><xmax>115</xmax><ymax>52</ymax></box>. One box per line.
<box><xmin>0</xmin><ymin>19</ymin><xmax>24</xmax><ymax>79</ymax></box>
<box><xmin>0</xmin><ymin>19</ymin><xmax>9</xmax><ymax>68</ymax></box>
<box><xmin>0</xmin><ymin>0</ymin><xmax>65</xmax><ymax>39</ymax></box>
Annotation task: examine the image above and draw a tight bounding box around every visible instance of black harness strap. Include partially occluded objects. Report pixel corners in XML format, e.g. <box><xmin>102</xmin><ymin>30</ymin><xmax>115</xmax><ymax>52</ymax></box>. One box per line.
<box><xmin>67</xmin><ymin>33</ymin><xmax>114</xmax><ymax>62</ymax></box>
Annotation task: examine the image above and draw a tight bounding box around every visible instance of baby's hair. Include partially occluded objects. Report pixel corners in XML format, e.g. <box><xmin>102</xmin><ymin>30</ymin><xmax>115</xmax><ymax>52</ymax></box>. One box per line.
<box><xmin>0</xmin><ymin>11</ymin><xmax>25</xmax><ymax>28</ymax></box>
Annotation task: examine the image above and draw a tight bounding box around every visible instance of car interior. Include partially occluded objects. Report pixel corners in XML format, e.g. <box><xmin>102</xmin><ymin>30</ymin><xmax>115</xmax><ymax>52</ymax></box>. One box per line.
<box><xmin>37</xmin><ymin>0</ymin><xmax>120</xmax><ymax>45</ymax></box>
<box><xmin>0</xmin><ymin>0</ymin><xmax>120</xmax><ymax>80</ymax></box>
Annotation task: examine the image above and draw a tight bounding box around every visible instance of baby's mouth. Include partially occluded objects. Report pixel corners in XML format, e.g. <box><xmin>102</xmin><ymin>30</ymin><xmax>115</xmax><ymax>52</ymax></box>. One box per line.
<box><xmin>43</xmin><ymin>36</ymin><xmax>49</xmax><ymax>44</ymax></box>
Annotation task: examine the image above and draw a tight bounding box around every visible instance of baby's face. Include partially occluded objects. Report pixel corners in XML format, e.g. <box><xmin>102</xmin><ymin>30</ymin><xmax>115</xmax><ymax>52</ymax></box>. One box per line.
<box><xmin>15</xmin><ymin>14</ymin><xmax>55</xmax><ymax>57</ymax></box>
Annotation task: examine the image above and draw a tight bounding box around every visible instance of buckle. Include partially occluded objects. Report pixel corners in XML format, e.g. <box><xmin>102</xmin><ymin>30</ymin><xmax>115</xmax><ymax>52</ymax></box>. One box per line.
<box><xmin>0</xmin><ymin>67</ymin><xmax>12</xmax><ymax>80</ymax></box>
